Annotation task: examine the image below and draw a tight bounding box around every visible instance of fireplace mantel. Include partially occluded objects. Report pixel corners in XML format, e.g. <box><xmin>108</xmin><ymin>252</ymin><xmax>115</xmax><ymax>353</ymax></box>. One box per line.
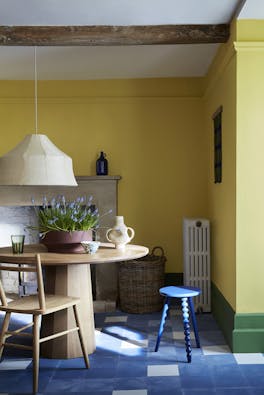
<box><xmin>0</xmin><ymin>175</ymin><xmax>121</xmax><ymax>206</ymax></box>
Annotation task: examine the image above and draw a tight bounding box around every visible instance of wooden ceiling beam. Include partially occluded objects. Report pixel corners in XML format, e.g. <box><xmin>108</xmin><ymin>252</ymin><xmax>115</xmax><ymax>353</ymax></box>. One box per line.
<box><xmin>0</xmin><ymin>24</ymin><xmax>229</xmax><ymax>46</ymax></box>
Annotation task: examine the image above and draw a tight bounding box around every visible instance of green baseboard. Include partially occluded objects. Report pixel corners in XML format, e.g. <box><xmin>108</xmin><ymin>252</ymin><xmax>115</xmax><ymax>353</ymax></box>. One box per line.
<box><xmin>211</xmin><ymin>282</ymin><xmax>264</xmax><ymax>352</ymax></box>
<box><xmin>233</xmin><ymin>314</ymin><xmax>264</xmax><ymax>352</ymax></box>
<box><xmin>211</xmin><ymin>282</ymin><xmax>235</xmax><ymax>349</ymax></box>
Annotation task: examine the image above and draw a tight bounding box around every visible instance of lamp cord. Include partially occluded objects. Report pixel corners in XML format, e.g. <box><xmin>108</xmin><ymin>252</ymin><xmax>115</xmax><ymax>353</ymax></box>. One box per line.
<box><xmin>34</xmin><ymin>46</ymin><xmax>38</xmax><ymax>134</ymax></box>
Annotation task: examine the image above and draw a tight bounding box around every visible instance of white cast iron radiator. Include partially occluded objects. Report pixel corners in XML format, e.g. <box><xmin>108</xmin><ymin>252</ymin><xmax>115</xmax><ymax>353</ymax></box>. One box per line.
<box><xmin>183</xmin><ymin>218</ymin><xmax>211</xmax><ymax>312</ymax></box>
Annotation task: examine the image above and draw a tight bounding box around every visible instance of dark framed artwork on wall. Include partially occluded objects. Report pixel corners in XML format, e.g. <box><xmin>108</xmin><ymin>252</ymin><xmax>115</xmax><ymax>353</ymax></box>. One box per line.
<box><xmin>212</xmin><ymin>106</ymin><xmax>223</xmax><ymax>183</ymax></box>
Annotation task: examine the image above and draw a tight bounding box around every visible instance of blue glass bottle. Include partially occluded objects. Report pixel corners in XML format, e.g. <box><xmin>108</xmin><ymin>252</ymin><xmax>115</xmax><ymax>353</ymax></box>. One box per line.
<box><xmin>96</xmin><ymin>151</ymin><xmax>108</xmax><ymax>175</ymax></box>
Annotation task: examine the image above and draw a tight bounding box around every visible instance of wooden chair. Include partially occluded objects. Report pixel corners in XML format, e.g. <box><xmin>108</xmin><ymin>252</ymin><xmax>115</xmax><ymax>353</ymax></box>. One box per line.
<box><xmin>0</xmin><ymin>254</ymin><xmax>90</xmax><ymax>394</ymax></box>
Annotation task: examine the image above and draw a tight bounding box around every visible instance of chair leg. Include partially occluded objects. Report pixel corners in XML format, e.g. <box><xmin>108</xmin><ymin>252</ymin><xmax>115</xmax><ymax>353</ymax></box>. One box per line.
<box><xmin>155</xmin><ymin>296</ymin><xmax>170</xmax><ymax>352</ymax></box>
<box><xmin>0</xmin><ymin>312</ymin><xmax>11</xmax><ymax>360</ymax></box>
<box><xmin>33</xmin><ymin>315</ymin><xmax>41</xmax><ymax>394</ymax></box>
<box><xmin>188</xmin><ymin>297</ymin><xmax>200</xmax><ymax>348</ymax></box>
<box><xmin>181</xmin><ymin>297</ymin><xmax>192</xmax><ymax>363</ymax></box>
<box><xmin>73</xmin><ymin>305</ymin><xmax>90</xmax><ymax>368</ymax></box>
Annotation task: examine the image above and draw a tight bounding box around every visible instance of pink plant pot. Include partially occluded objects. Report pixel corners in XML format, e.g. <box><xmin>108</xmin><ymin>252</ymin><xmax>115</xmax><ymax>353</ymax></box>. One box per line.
<box><xmin>41</xmin><ymin>230</ymin><xmax>93</xmax><ymax>253</ymax></box>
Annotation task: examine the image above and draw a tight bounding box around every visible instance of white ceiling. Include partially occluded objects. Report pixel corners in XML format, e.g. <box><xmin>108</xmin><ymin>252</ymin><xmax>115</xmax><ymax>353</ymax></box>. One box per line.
<box><xmin>0</xmin><ymin>0</ymin><xmax>240</xmax><ymax>25</ymax></box>
<box><xmin>0</xmin><ymin>0</ymin><xmax>262</xmax><ymax>80</ymax></box>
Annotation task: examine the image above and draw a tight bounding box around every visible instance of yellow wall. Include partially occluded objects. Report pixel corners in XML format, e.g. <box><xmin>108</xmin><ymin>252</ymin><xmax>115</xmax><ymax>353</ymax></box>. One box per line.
<box><xmin>203</xmin><ymin>19</ymin><xmax>264</xmax><ymax>314</ymax></box>
<box><xmin>236</xmin><ymin>20</ymin><xmax>264</xmax><ymax>42</ymax></box>
<box><xmin>235</xmin><ymin>20</ymin><xmax>264</xmax><ymax>313</ymax></box>
<box><xmin>203</xmin><ymin>27</ymin><xmax>237</xmax><ymax>310</ymax></box>
<box><xmin>0</xmin><ymin>78</ymin><xmax>208</xmax><ymax>273</ymax></box>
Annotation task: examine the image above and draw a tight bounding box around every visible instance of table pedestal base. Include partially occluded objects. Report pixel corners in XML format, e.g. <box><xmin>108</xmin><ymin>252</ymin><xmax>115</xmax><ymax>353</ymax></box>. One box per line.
<box><xmin>40</xmin><ymin>264</ymin><xmax>95</xmax><ymax>359</ymax></box>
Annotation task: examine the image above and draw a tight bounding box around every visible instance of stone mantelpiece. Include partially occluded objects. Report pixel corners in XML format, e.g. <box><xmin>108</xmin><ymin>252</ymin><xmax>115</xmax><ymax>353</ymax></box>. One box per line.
<box><xmin>0</xmin><ymin>176</ymin><xmax>121</xmax><ymax>307</ymax></box>
<box><xmin>0</xmin><ymin>175</ymin><xmax>120</xmax><ymax>204</ymax></box>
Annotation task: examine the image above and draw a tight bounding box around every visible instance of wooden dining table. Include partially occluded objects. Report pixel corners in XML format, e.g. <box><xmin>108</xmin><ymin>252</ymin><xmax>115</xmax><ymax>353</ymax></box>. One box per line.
<box><xmin>0</xmin><ymin>242</ymin><xmax>149</xmax><ymax>359</ymax></box>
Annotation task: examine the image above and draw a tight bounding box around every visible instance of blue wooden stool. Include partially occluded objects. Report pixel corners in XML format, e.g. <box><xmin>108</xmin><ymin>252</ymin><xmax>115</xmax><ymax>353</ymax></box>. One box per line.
<box><xmin>154</xmin><ymin>285</ymin><xmax>201</xmax><ymax>363</ymax></box>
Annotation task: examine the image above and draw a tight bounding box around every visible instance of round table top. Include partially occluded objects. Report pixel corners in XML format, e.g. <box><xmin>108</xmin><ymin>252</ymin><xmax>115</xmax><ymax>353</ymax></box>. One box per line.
<box><xmin>0</xmin><ymin>243</ymin><xmax>149</xmax><ymax>266</ymax></box>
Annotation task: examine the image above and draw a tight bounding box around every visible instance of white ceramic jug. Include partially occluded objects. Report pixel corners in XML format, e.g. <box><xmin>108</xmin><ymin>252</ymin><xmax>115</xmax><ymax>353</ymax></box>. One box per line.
<box><xmin>106</xmin><ymin>216</ymin><xmax>135</xmax><ymax>250</ymax></box>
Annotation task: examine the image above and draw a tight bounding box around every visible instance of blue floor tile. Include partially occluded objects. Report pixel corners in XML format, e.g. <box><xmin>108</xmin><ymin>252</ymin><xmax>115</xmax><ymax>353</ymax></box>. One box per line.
<box><xmin>43</xmin><ymin>378</ymin><xmax>86</xmax><ymax>392</ymax></box>
<box><xmin>149</xmin><ymin>390</ymin><xmax>183</xmax><ymax>395</ymax></box>
<box><xmin>248</xmin><ymin>389</ymin><xmax>264</xmax><ymax>395</ymax></box>
<box><xmin>210</xmin><ymin>365</ymin><xmax>248</xmax><ymax>388</ymax></box>
<box><xmin>215</xmin><ymin>388</ymin><xmax>251</xmax><ymax>395</ymax></box>
<box><xmin>79</xmin><ymin>378</ymin><xmax>116</xmax><ymax>392</ymax></box>
<box><xmin>114</xmin><ymin>376</ymin><xmax>147</xmax><ymax>390</ymax></box>
<box><xmin>182</xmin><ymin>390</ymin><xmax>216</xmax><ymax>395</ymax></box>
<box><xmin>180</xmin><ymin>373</ymin><xmax>215</xmax><ymax>390</ymax></box>
<box><xmin>202</xmin><ymin>354</ymin><xmax>237</xmax><ymax>366</ymax></box>
<box><xmin>147</xmin><ymin>376</ymin><xmax>181</xmax><ymax>390</ymax></box>
<box><xmin>239</xmin><ymin>364</ymin><xmax>264</xmax><ymax>387</ymax></box>
<box><xmin>116</xmin><ymin>359</ymin><xmax>147</xmax><ymax>377</ymax></box>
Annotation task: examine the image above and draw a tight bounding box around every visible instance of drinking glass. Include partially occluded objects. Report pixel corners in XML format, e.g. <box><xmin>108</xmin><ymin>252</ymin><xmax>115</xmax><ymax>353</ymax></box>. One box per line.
<box><xmin>11</xmin><ymin>235</ymin><xmax>25</xmax><ymax>254</ymax></box>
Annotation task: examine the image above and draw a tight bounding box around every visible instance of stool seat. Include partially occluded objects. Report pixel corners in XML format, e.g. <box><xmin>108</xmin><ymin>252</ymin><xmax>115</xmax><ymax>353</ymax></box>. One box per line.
<box><xmin>159</xmin><ymin>286</ymin><xmax>200</xmax><ymax>298</ymax></box>
<box><xmin>155</xmin><ymin>285</ymin><xmax>201</xmax><ymax>363</ymax></box>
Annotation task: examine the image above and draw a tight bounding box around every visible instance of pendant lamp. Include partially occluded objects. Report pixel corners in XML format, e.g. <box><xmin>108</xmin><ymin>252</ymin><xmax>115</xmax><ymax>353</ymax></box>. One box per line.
<box><xmin>0</xmin><ymin>48</ymin><xmax>77</xmax><ymax>186</ymax></box>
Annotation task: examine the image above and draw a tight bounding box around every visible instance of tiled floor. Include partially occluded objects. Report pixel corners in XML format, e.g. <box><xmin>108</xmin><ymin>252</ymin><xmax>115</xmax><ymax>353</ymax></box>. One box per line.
<box><xmin>0</xmin><ymin>309</ymin><xmax>264</xmax><ymax>394</ymax></box>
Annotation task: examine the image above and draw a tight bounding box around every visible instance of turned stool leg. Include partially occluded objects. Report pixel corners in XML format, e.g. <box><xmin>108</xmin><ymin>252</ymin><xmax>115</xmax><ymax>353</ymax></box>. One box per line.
<box><xmin>188</xmin><ymin>297</ymin><xmax>200</xmax><ymax>348</ymax></box>
<box><xmin>181</xmin><ymin>297</ymin><xmax>192</xmax><ymax>363</ymax></box>
<box><xmin>155</xmin><ymin>296</ymin><xmax>170</xmax><ymax>352</ymax></box>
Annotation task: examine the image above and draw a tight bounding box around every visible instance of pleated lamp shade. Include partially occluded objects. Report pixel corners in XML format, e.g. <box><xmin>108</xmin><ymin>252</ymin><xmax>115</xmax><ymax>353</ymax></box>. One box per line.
<box><xmin>0</xmin><ymin>134</ymin><xmax>78</xmax><ymax>186</ymax></box>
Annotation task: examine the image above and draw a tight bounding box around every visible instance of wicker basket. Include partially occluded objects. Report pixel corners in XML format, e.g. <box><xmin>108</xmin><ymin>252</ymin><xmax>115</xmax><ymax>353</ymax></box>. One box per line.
<box><xmin>118</xmin><ymin>246</ymin><xmax>166</xmax><ymax>313</ymax></box>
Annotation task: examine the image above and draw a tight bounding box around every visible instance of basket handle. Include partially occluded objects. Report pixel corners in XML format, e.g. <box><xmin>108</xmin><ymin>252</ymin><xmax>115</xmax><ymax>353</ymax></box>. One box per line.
<box><xmin>150</xmin><ymin>246</ymin><xmax>165</xmax><ymax>257</ymax></box>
